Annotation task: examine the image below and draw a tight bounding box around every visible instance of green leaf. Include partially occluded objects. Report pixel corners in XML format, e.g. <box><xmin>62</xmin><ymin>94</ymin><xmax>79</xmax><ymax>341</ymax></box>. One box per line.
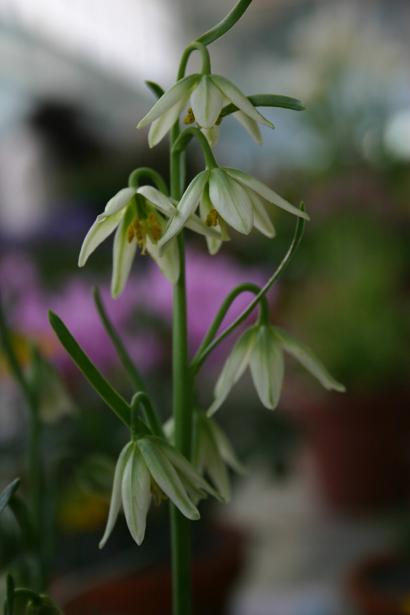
<box><xmin>145</xmin><ymin>80</ymin><xmax>165</xmax><ymax>99</ymax></box>
<box><xmin>48</xmin><ymin>311</ymin><xmax>143</xmax><ymax>430</ymax></box>
<box><xmin>0</xmin><ymin>479</ymin><xmax>20</xmax><ymax>515</ymax></box>
<box><xmin>220</xmin><ymin>94</ymin><xmax>305</xmax><ymax>119</ymax></box>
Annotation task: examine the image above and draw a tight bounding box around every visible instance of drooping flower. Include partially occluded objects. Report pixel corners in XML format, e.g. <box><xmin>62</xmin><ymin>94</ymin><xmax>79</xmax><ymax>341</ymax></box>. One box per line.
<box><xmin>193</xmin><ymin>413</ymin><xmax>246</xmax><ymax>502</ymax></box>
<box><xmin>137</xmin><ymin>73</ymin><xmax>273</xmax><ymax>147</ymax></box>
<box><xmin>158</xmin><ymin>167</ymin><xmax>309</xmax><ymax>254</ymax></box>
<box><xmin>208</xmin><ymin>324</ymin><xmax>345</xmax><ymax>416</ymax></box>
<box><xmin>100</xmin><ymin>436</ymin><xmax>217</xmax><ymax>548</ymax></box>
<box><xmin>78</xmin><ymin>185</ymin><xmax>218</xmax><ymax>297</ymax></box>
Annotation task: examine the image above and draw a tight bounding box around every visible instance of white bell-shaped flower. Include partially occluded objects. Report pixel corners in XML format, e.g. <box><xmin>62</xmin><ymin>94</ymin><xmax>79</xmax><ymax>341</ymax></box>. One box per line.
<box><xmin>137</xmin><ymin>73</ymin><xmax>273</xmax><ymax>147</ymax></box>
<box><xmin>208</xmin><ymin>324</ymin><xmax>345</xmax><ymax>416</ymax></box>
<box><xmin>100</xmin><ymin>436</ymin><xmax>217</xmax><ymax>548</ymax></box>
<box><xmin>78</xmin><ymin>185</ymin><xmax>219</xmax><ymax>297</ymax></box>
<box><xmin>158</xmin><ymin>167</ymin><xmax>309</xmax><ymax>254</ymax></box>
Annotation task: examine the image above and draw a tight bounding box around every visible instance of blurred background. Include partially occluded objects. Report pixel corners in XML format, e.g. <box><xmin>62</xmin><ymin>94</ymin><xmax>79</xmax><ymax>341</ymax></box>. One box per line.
<box><xmin>0</xmin><ymin>0</ymin><xmax>409</xmax><ymax>613</ymax></box>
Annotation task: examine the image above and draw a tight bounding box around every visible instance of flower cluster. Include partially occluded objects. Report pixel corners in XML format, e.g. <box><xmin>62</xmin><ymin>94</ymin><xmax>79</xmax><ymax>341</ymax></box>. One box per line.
<box><xmin>78</xmin><ymin>57</ymin><xmax>308</xmax><ymax>297</ymax></box>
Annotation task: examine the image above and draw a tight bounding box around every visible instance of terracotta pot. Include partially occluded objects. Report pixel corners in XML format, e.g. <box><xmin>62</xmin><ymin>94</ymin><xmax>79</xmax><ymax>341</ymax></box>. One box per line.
<box><xmin>295</xmin><ymin>392</ymin><xmax>410</xmax><ymax>514</ymax></box>
<box><xmin>347</xmin><ymin>552</ymin><xmax>410</xmax><ymax>615</ymax></box>
<box><xmin>58</xmin><ymin>524</ymin><xmax>244</xmax><ymax>615</ymax></box>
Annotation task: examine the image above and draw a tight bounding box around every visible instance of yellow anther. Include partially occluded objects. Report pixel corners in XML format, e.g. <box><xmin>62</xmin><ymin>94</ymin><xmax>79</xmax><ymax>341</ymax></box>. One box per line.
<box><xmin>127</xmin><ymin>225</ymin><xmax>135</xmax><ymax>243</ymax></box>
<box><xmin>183</xmin><ymin>107</ymin><xmax>195</xmax><ymax>125</ymax></box>
<box><xmin>151</xmin><ymin>481</ymin><xmax>166</xmax><ymax>506</ymax></box>
<box><xmin>206</xmin><ymin>208</ymin><xmax>219</xmax><ymax>227</ymax></box>
<box><xmin>147</xmin><ymin>212</ymin><xmax>162</xmax><ymax>242</ymax></box>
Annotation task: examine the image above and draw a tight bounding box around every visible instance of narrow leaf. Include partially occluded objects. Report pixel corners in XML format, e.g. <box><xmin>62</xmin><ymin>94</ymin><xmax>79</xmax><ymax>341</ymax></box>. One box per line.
<box><xmin>48</xmin><ymin>311</ymin><xmax>134</xmax><ymax>429</ymax></box>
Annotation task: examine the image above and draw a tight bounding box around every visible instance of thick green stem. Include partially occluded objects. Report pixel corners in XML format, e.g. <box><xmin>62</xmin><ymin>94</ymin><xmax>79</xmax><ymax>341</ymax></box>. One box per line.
<box><xmin>170</xmin><ymin>119</ymin><xmax>193</xmax><ymax>615</ymax></box>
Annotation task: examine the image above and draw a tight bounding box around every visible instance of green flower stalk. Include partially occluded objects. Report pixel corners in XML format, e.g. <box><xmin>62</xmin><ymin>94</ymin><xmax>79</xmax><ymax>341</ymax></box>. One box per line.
<box><xmin>208</xmin><ymin>324</ymin><xmax>345</xmax><ymax>415</ymax></box>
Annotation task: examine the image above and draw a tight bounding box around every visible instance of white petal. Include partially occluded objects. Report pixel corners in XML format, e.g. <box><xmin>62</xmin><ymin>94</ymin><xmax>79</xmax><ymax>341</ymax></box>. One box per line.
<box><xmin>104</xmin><ymin>187</ymin><xmax>136</xmax><ymax>215</ymax></box>
<box><xmin>208</xmin><ymin>327</ymin><xmax>257</xmax><ymax>416</ymax></box>
<box><xmin>191</xmin><ymin>75</ymin><xmax>224</xmax><ymax>128</ymax></box>
<box><xmin>206</xmin><ymin>418</ymin><xmax>246</xmax><ymax>475</ymax></box>
<box><xmin>233</xmin><ymin>111</ymin><xmax>262</xmax><ymax>144</ymax></box>
<box><xmin>136</xmin><ymin>186</ymin><xmax>175</xmax><ymax>217</ymax></box>
<box><xmin>121</xmin><ymin>444</ymin><xmax>151</xmax><ymax>546</ymax></box>
<box><xmin>138</xmin><ymin>437</ymin><xmax>200</xmax><ymax>520</ymax></box>
<box><xmin>137</xmin><ymin>75</ymin><xmax>199</xmax><ymax>128</ymax></box>
<box><xmin>147</xmin><ymin>235</ymin><xmax>180</xmax><ymax>284</ymax></box>
<box><xmin>158</xmin><ymin>438</ymin><xmax>219</xmax><ymax>500</ymax></box>
<box><xmin>209</xmin><ymin>169</ymin><xmax>253</xmax><ymax>234</ymax></box>
<box><xmin>78</xmin><ymin>211</ymin><xmax>122</xmax><ymax>267</ymax></box>
<box><xmin>247</xmin><ymin>191</ymin><xmax>276</xmax><ymax>238</ymax></box>
<box><xmin>199</xmin><ymin>187</ymin><xmax>223</xmax><ymax>255</ymax></box>
<box><xmin>249</xmin><ymin>326</ymin><xmax>284</xmax><ymax>410</ymax></box>
<box><xmin>200</xmin><ymin>419</ymin><xmax>230</xmax><ymax>502</ymax></box>
<box><xmin>111</xmin><ymin>203</ymin><xmax>137</xmax><ymax>298</ymax></box>
<box><xmin>157</xmin><ymin>171</ymin><xmax>209</xmax><ymax>253</ymax></box>
<box><xmin>211</xmin><ymin>75</ymin><xmax>273</xmax><ymax>127</ymax></box>
<box><xmin>225</xmin><ymin>168</ymin><xmax>309</xmax><ymax>220</ymax></box>
<box><xmin>99</xmin><ymin>441</ymin><xmax>133</xmax><ymax>549</ymax></box>
<box><xmin>184</xmin><ymin>214</ymin><xmax>222</xmax><ymax>241</ymax></box>
<box><xmin>274</xmin><ymin>327</ymin><xmax>346</xmax><ymax>392</ymax></box>
<box><xmin>148</xmin><ymin>98</ymin><xmax>187</xmax><ymax>148</ymax></box>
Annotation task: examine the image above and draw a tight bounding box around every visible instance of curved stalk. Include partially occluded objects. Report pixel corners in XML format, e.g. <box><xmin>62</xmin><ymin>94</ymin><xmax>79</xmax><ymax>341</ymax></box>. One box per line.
<box><xmin>196</xmin><ymin>0</ymin><xmax>253</xmax><ymax>47</ymax></box>
<box><xmin>191</xmin><ymin>208</ymin><xmax>306</xmax><ymax>372</ymax></box>
<box><xmin>177</xmin><ymin>41</ymin><xmax>211</xmax><ymax>80</ymax></box>
<box><xmin>131</xmin><ymin>392</ymin><xmax>164</xmax><ymax>439</ymax></box>
<box><xmin>128</xmin><ymin>167</ymin><xmax>168</xmax><ymax>194</ymax></box>
<box><xmin>192</xmin><ymin>283</ymin><xmax>269</xmax><ymax>365</ymax></box>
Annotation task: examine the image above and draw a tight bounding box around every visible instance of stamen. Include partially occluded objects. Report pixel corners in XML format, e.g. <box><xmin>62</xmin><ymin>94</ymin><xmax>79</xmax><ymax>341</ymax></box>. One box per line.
<box><xmin>151</xmin><ymin>481</ymin><xmax>166</xmax><ymax>505</ymax></box>
<box><xmin>127</xmin><ymin>225</ymin><xmax>135</xmax><ymax>243</ymax></box>
<box><xmin>206</xmin><ymin>208</ymin><xmax>219</xmax><ymax>227</ymax></box>
<box><xmin>147</xmin><ymin>212</ymin><xmax>162</xmax><ymax>242</ymax></box>
<box><xmin>184</xmin><ymin>108</ymin><xmax>195</xmax><ymax>125</ymax></box>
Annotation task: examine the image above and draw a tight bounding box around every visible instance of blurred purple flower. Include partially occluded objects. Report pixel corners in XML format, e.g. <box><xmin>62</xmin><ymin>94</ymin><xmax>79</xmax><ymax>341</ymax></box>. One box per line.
<box><xmin>143</xmin><ymin>248</ymin><xmax>274</xmax><ymax>352</ymax></box>
<box><xmin>1</xmin><ymin>248</ymin><xmax>276</xmax><ymax>379</ymax></box>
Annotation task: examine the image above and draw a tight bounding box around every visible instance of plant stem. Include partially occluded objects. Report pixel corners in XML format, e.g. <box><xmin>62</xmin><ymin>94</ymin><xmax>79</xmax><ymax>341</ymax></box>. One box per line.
<box><xmin>170</xmin><ymin>120</ymin><xmax>193</xmax><ymax>614</ymax></box>
<box><xmin>196</xmin><ymin>0</ymin><xmax>253</xmax><ymax>46</ymax></box>
<box><xmin>191</xmin><ymin>209</ymin><xmax>306</xmax><ymax>372</ymax></box>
